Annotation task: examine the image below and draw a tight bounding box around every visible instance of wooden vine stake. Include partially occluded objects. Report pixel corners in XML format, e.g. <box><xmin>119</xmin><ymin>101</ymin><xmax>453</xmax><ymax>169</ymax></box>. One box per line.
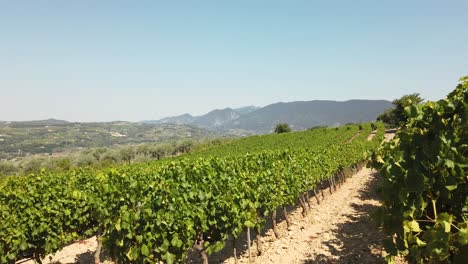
<box><xmin>298</xmin><ymin>196</ymin><xmax>308</xmax><ymax>217</ymax></box>
<box><xmin>94</xmin><ymin>234</ymin><xmax>102</xmax><ymax>264</ymax></box>
<box><xmin>233</xmin><ymin>237</ymin><xmax>239</xmax><ymax>264</ymax></box>
<box><xmin>271</xmin><ymin>209</ymin><xmax>280</xmax><ymax>238</ymax></box>
<box><xmin>256</xmin><ymin>232</ymin><xmax>264</xmax><ymax>256</ymax></box>
<box><xmin>194</xmin><ymin>233</ymin><xmax>208</xmax><ymax>264</ymax></box>
<box><xmin>255</xmin><ymin>213</ymin><xmax>264</xmax><ymax>255</ymax></box>
<box><xmin>109</xmin><ymin>243</ymin><xmax>118</xmax><ymax>264</ymax></box>
<box><xmin>283</xmin><ymin>206</ymin><xmax>291</xmax><ymax>227</ymax></box>
<box><xmin>313</xmin><ymin>188</ymin><xmax>320</xmax><ymax>204</ymax></box>
<box><xmin>34</xmin><ymin>251</ymin><xmax>43</xmax><ymax>264</ymax></box>
<box><xmin>333</xmin><ymin>174</ymin><xmax>338</xmax><ymax>191</ymax></box>
<box><xmin>247</xmin><ymin>228</ymin><xmax>252</xmax><ymax>263</ymax></box>
<box><xmin>305</xmin><ymin>191</ymin><xmax>312</xmax><ymax>209</ymax></box>
<box><xmin>320</xmin><ymin>181</ymin><xmax>325</xmax><ymax>199</ymax></box>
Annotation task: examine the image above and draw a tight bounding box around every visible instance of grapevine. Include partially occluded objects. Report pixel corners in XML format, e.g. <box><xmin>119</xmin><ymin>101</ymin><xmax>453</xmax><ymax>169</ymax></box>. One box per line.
<box><xmin>371</xmin><ymin>77</ymin><xmax>467</xmax><ymax>263</ymax></box>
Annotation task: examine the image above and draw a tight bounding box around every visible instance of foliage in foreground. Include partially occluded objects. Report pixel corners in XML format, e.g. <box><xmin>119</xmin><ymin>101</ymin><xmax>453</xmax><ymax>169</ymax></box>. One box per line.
<box><xmin>372</xmin><ymin>77</ymin><xmax>467</xmax><ymax>263</ymax></box>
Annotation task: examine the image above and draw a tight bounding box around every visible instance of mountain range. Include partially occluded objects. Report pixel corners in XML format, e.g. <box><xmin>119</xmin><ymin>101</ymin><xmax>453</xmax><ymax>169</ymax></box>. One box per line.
<box><xmin>144</xmin><ymin>100</ymin><xmax>393</xmax><ymax>134</ymax></box>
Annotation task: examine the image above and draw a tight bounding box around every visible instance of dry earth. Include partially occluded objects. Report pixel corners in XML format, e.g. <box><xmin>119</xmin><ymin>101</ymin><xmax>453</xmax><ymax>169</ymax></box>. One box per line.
<box><xmin>17</xmin><ymin>237</ymin><xmax>112</xmax><ymax>264</ymax></box>
<box><xmin>18</xmin><ymin>132</ymin><xmax>397</xmax><ymax>264</ymax></box>
<box><xmin>211</xmin><ymin>168</ymin><xmax>385</xmax><ymax>264</ymax></box>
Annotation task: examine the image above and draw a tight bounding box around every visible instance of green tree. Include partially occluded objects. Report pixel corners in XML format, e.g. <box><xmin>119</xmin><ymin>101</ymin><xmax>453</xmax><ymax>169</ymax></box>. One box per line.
<box><xmin>100</xmin><ymin>150</ymin><xmax>121</xmax><ymax>167</ymax></box>
<box><xmin>175</xmin><ymin>140</ymin><xmax>195</xmax><ymax>154</ymax></box>
<box><xmin>71</xmin><ymin>154</ymin><xmax>95</xmax><ymax>167</ymax></box>
<box><xmin>377</xmin><ymin>93</ymin><xmax>424</xmax><ymax>127</ymax></box>
<box><xmin>0</xmin><ymin>161</ymin><xmax>17</xmax><ymax>176</ymax></box>
<box><xmin>274</xmin><ymin>123</ymin><xmax>291</xmax><ymax>133</ymax></box>
<box><xmin>54</xmin><ymin>157</ymin><xmax>72</xmax><ymax>171</ymax></box>
<box><xmin>20</xmin><ymin>158</ymin><xmax>44</xmax><ymax>175</ymax></box>
<box><xmin>119</xmin><ymin>146</ymin><xmax>135</xmax><ymax>164</ymax></box>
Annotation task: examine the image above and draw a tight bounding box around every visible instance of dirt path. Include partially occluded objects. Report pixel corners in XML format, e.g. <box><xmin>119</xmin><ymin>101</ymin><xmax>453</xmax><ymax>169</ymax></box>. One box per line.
<box><xmin>366</xmin><ymin>130</ymin><xmax>377</xmax><ymax>141</ymax></box>
<box><xmin>216</xmin><ymin>167</ymin><xmax>386</xmax><ymax>264</ymax></box>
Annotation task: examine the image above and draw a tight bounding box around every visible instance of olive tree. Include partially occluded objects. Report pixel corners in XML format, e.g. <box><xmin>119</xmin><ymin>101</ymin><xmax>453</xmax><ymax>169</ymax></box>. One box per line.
<box><xmin>274</xmin><ymin>123</ymin><xmax>291</xmax><ymax>133</ymax></box>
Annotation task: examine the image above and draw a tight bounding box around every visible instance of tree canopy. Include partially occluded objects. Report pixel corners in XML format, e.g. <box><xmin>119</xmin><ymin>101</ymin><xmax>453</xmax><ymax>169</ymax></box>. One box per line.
<box><xmin>274</xmin><ymin>123</ymin><xmax>292</xmax><ymax>133</ymax></box>
<box><xmin>377</xmin><ymin>93</ymin><xmax>424</xmax><ymax>127</ymax></box>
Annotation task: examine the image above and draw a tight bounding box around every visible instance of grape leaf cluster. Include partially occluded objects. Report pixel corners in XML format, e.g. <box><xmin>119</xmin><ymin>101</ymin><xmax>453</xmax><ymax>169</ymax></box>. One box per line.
<box><xmin>372</xmin><ymin>77</ymin><xmax>467</xmax><ymax>263</ymax></box>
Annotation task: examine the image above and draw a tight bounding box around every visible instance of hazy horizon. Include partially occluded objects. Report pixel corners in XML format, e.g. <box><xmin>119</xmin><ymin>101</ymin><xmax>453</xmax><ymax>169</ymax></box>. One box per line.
<box><xmin>1</xmin><ymin>1</ymin><xmax>467</xmax><ymax>122</ymax></box>
<box><xmin>0</xmin><ymin>99</ymin><xmax>395</xmax><ymax>123</ymax></box>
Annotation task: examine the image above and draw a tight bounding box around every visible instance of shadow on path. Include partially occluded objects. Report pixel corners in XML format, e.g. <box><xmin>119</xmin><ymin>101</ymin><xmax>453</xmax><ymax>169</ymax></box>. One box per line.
<box><xmin>303</xmin><ymin>172</ymin><xmax>386</xmax><ymax>264</ymax></box>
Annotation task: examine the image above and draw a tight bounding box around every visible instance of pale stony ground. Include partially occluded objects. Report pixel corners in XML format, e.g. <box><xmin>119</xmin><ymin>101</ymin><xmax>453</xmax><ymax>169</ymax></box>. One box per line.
<box><xmin>218</xmin><ymin>167</ymin><xmax>387</xmax><ymax>264</ymax></box>
<box><xmin>18</xmin><ymin>132</ymin><xmax>398</xmax><ymax>264</ymax></box>
<box><xmin>17</xmin><ymin>236</ymin><xmax>105</xmax><ymax>264</ymax></box>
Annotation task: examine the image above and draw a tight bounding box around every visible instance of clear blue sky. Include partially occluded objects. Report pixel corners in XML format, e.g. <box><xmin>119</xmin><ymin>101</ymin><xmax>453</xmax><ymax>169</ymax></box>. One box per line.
<box><xmin>1</xmin><ymin>1</ymin><xmax>467</xmax><ymax>122</ymax></box>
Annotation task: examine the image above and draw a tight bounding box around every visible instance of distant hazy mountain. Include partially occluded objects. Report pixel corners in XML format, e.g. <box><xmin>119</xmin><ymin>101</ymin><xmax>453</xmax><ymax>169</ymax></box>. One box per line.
<box><xmin>144</xmin><ymin>100</ymin><xmax>392</xmax><ymax>134</ymax></box>
<box><xmin>144</xmin><ymin>113</ymin><xmax>196</xmax><ymax>125</ymax></box>
<box><xmin>224</xmin><ymin>100</ymin><xmax>392</xmax><ymax>133</ymax></box>
<box><xmin>233</xmin><ymin>106</ymin><xmax>260</xmax><ymax>115</ymax></box>
<box><xmin>4</xmin><ymin>118</ymin><xmax>70</xmax><ymax>127</ymax></box>
<box><xmin>195</xmin><ymin>108</ymin><xmax>240</xmax><ymax>127</ymax></box>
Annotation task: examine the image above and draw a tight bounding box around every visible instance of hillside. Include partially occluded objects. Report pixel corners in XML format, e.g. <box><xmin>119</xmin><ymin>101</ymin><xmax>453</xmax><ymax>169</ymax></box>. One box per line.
<box><xmin>144</xmin><ymin>100</ymin><xmax>392</xmax><ymax>133</ymax></box>
<box><xmin>0</xmin><ymin>121</ymin><xmax>219</xmax><ymax>160</ymax></box>
<box><xmin>225</xmin><ymin>100</ymin><xmax>392</xmax><ymax>133</ymax></box>
<box><xmin>1</xmin><ymin>118</ymin><xmax>70</xmax><ymax>127</ymax></box>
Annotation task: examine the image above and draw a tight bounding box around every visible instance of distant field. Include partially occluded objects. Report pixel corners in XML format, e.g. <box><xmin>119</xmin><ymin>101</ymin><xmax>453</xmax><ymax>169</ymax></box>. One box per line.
<box><xmin>0</xmin><ymin>120</ymin><xmax>219</xmax><ymax>160</ymax></box>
